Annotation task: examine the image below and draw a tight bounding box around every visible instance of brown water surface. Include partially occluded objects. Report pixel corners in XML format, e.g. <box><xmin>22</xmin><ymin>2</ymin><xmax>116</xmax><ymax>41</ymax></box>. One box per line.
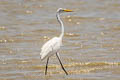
<box><xmin>0</xmin><ymin>0</ymin><xmax>120</xmax><ymax>80</ymax></box>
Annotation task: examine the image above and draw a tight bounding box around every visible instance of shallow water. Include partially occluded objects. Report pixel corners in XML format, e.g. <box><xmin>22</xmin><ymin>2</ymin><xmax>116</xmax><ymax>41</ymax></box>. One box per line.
<box><xmin>0</xmin><ymin>0</ymin><xmax>120</xmax><ymax>80</ymax></box>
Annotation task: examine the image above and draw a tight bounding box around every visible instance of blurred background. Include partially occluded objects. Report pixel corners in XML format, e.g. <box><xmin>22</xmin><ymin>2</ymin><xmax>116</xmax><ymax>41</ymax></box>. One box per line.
<box><xmin>0</xmin><ymin>0</ymin><xmax>120</xmax><ymax>80</ymax></box>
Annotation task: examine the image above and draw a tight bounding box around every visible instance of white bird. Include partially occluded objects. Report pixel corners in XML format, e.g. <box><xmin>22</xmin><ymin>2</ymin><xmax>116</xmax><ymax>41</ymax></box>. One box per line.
<box><xmin>40</xmin><ymin>8</ymin><xmax>73</xmax><ymax>75</ymax></box>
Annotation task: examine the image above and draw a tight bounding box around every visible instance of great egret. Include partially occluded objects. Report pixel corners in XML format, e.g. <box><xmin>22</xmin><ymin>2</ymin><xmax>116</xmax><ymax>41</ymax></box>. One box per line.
<box><xmin>40</xmin><ymin>8</ymin><xmax>73</xmax><ymax>75</ymax></box>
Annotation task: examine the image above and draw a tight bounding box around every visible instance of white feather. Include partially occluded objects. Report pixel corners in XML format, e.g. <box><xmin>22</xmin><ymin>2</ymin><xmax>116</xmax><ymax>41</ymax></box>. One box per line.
<box><xmin>40</xmin><ymin>37</ymin><xmax>62</xmax><ymax>60</ymax></box>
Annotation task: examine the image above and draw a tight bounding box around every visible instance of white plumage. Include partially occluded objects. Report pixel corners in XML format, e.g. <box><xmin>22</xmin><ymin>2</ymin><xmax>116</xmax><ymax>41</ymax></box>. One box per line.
<box><xmin>40</xmin><ymin>37</ymin><xmax>62</xmax><ymax>60</ymax></box>
<box><xmin>40</xmin><ymin>8</ymin><xmax>72</xmax><ymax>75</ymax></box>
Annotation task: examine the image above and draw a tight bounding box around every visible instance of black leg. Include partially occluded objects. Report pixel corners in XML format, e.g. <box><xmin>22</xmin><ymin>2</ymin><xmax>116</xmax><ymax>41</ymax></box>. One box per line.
<box><xmin>56</xmin><ymin>52</ymin><xmax>68</xmax><ymax>75</ymax></box>
<box><xmin>45</xmin><ymin>57</ymin><xmax>49</xmax><ymax>75</ymax></box>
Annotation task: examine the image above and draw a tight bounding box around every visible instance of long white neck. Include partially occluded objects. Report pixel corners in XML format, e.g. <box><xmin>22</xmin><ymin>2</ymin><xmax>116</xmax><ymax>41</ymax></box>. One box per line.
<box><xmin>56</xmin><ymin>12</ymin><xmax>64</xmax><ymax>39</ymax></box>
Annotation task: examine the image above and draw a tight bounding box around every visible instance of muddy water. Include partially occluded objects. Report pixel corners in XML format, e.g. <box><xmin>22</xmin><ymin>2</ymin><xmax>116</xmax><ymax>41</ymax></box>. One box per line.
<box><xmin>0</xmin><ymin>0</ymin><xmax>120</xmax><ymax>80</ymax></box>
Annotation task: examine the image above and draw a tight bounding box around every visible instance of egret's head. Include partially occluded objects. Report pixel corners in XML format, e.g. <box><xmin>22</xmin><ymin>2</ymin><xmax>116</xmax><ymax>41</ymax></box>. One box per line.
<box><xmin>57</xmin><ymin>8</ymin><xmax>73</xmax><ymax>13</ymax></box>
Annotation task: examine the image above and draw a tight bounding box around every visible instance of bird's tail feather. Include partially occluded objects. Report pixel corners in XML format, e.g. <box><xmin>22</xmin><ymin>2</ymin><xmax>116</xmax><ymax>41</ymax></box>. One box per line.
<box><xmin>40</xmin><ymin>53</ymin><xmax>43</xmax><ymax>60</ymax></box>
<box><xmin>40</xmin><ymin>52</ymin><xmax>45</xmax><ymax>61</ymax></box>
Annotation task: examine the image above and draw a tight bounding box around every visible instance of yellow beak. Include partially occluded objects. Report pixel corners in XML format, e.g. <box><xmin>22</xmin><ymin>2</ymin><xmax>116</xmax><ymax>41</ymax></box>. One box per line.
<box><xmin>63</xmin><ymin>9</ymin><xmax>73</xmax><ymax>12</ymax></box>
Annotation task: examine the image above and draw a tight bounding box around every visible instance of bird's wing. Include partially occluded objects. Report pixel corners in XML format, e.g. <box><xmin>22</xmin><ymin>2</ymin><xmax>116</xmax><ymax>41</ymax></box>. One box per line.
<box><xmin>40</xmin><ymin>37</ymin><xmax>60</xmax><ymax>60</ymax></box>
